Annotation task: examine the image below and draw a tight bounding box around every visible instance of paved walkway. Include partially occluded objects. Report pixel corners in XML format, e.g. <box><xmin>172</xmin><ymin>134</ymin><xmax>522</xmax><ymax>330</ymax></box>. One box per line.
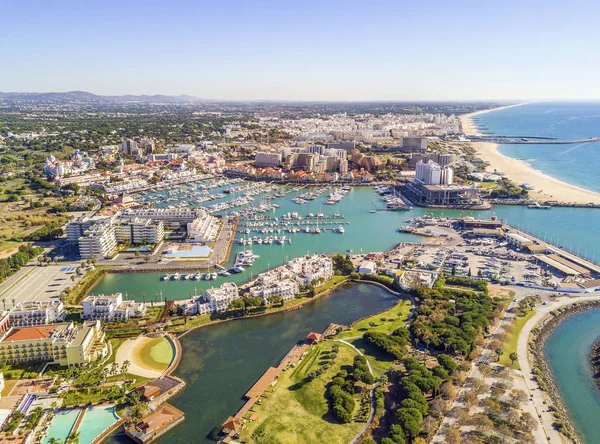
<box><xmin>517</xmin><ymin>295</ymin><xmax>600</xmax><ymax>443</ymax></box>
<box><xmin>433</xmin><ymin>289</ymin><xmax>548</xmax><ymax>443</ymax></box>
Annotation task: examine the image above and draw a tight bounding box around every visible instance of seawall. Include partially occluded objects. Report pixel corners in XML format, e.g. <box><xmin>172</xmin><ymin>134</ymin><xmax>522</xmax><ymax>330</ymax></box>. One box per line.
<box><xmin>529</xmin><ymin>300</ymin><xmax>600</xmax><ymax>443</ymax></box>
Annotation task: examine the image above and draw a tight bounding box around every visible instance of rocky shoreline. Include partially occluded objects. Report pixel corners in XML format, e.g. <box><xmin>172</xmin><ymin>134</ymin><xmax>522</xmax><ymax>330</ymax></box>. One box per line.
<box><xmin>529</xmin><ymin>300</ymin><xmax>600</xmax><ymax>443</ymax></box>
<box><xmin>589</xmin><ymin>336</ymin><xmax>600</xmax><ymax>391</ymax></box>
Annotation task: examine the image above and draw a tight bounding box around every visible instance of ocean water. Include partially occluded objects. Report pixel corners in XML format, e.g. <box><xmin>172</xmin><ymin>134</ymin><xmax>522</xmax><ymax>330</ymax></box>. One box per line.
<box><xmin>475</xmin><ymin>101</ymin><xmax>600</xmax><ymax>192</ymax></box>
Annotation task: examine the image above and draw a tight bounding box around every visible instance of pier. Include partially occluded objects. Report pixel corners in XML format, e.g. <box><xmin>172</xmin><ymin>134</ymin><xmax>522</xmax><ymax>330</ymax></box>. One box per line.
<box><xmin>469</xmin><ymin>135</ymin><xmax>600</xmax><ymax>145</ymax></box>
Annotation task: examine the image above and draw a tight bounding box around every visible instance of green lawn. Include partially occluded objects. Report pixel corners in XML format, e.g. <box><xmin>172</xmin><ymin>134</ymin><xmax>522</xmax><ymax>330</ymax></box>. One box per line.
<box><xmin>498</xmin><ymin>310</ymin><xmax>536</xmax><ymax>368</ymax></box>
<box><xmin>335</xmin><ymin>299</ymin><xmax>413</xmax><ymax>377</ymax></box>
<box><xmin>241</xmin><ymin>341</ymin><xmax>364</xmax><ymax>444</ymax></box>
<box><xmin>337</xmin><ymin>298</ymin><xmax>413</xmax><ymax>339</ymax></box>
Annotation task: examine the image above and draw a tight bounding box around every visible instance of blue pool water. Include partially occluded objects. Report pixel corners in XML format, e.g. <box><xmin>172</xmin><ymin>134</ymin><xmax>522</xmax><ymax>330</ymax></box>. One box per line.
<box><xmin>165</xmin><ymin>244</ymin><xmax>213</xmax><ymax>258</ymax></box>
<box><xmin>43</xmin><ymin>409</ymin><xmax>80</xmax><ymax>444</ymax></box>
<box><xmin>78</xmin><ymin>405</ymin><xmax>120</xmax><ymax>443</ymax></box>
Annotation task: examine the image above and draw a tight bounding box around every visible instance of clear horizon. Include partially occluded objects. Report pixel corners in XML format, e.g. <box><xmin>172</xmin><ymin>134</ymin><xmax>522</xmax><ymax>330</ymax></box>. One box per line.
<box><xmin>2</xmin><ymin>0</ymin><xmax>600</xmax><ymax>101</ymax></box>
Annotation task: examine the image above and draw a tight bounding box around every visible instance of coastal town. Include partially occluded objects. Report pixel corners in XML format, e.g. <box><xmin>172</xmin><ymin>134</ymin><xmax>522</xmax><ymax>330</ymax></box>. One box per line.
<box><xmin>0</xmin><ymin>94</ymin><xmax>598</xmax><ymax>444</ymax></box>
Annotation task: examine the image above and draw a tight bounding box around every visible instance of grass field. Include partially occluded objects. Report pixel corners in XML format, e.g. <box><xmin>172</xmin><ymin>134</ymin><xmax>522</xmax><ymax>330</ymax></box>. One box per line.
<box><xmin>498</xmin><ymin>310</ymin><xmax>536</xmax><ymax>368</ymax></box>
<box><xmin>337</xmin><ymin>298</ymin><xmax>412</xmax><ymax>339</ymax></box>
<box><xmin>241</xmin><ymin>341</ymin><xmax>363</xmax><ymax>444</ymax></box>
<box><xmin>336</xmin><ymin>298</ymin><xmax>412</xmax><ymax>377</ymax></box>
<box><xmin>135</xmin><ymin>337</ymin><xmax>174</xmax><ymax>372</ymax></box>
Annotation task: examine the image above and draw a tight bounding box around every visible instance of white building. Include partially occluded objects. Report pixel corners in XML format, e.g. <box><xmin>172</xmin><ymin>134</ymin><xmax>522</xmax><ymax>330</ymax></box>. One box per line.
<box><xmin>82</xmin><ymin>293</ymin><xmax>146</xmax><ymax>322</ymax></box>
<box><xmin>416</xmin><ymin>160</ymin><xmax>453</xmax><ymax>185</ymax></box>
<box><xmin>78</xmin><ymin>221</ymin><xmax>118</xmax><ymax>259</ymax></box>
<box><xmin>114</xmin><ymin>218</ymin><xmax>164</xmax><ymax>245</ymax></box>
<box><xmin>187</xmin><ymin>212</ymin><xmax>220</xmax><ymax>243</ymax></box>
<box><xmin>147</xmin><ymin>153</ymin><xmax>179</xmax><ymax>162</ymax></box>
<box><xmin>10</xmin><ymin>301</ymin><xmax>66</xmax><ymax>327</ymax></box>
<box><xmin>204</xmin><ymin>283</ymin><xmax>239</xmax><ymax>312</ymax></box>
<box><xmin>249</xmin><ymin>279</ymin><xmax>299</xmax><ymax>302</ymax></box>
<box><xmin>287</xmin><ymin>255</ymin><xmax>334</xmax><ymax>286</ymax></box>
<box><xmin>43</xmin><ymin>151</ymin><xmax>95</xmax><ymax>177</ymax></box>
<box><xmin>358</xmin><ymin>261</ymin><xmax>377</xmax><ymax>274</ymax></box>
<box><xmin>123</xmin><ymin>207</ymin><xmax>207</xmax><ymax>223</ymax></box>
<box><xmin>255</xmin><ymin>152</ymin><xmax>282</xmax><ymax>168</ymax></box>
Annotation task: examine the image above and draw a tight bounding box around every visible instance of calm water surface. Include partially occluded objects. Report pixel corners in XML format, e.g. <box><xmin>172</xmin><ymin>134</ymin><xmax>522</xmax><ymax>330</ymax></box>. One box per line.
<box><xmin>545</xmin><ymin>309</ymin><xmax>600</xmax><ymax>443</ymax></box>
<box><xmin>107</xmin><ymin>283</ymin><xmax>400</xmax><ymax>443</ymax></box>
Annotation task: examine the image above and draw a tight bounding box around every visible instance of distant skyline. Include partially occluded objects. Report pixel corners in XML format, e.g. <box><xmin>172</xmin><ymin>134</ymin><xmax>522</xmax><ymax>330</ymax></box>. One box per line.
<box><xmin>2</xmin><ymin>0</ymin><xmax>600</xmax><ymax>101</ymax></box>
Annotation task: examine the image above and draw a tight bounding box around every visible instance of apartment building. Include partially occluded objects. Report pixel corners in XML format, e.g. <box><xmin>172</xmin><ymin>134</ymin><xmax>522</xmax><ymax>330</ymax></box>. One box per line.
<box><xmin>415</xmin><ymin>160</ymin><xmax>454</xmax><ymax>186</ymax></box>
<box><xmin>255</xmin><ymin>152</ymin><xmax>282</xmax><ymax>168</ymax></box>
<box><xmin>183</xmin><ymin>282</ymin><xmax>240</xmax><ymax>315</ymax></box>
<box><xmin>120</xmin><ymin>139</ymin><xmax>141</xmax><ymax>156</ymax></box>
<box><xmin>66</xmin><ymin>216</ymin><xmax>109</xmax><ymax>243</ymax></box>
<box><xmin>82</xmin><ymin>293</ymin><xmax>146</xmax><ymax>322</ymax></box>
<box><xmin>78</xmin><ymin>221</ymin><xmax>118</xmax><ymax>259</ymax></box>
<box><xmin>0</xmin><ymin>321</ymin><xmax>107</xmax><ymax>367</ymax></box>
<box><xmin>186</xmin><ymin>212</ymin><xmax>220</xmax><ymax>243</ymax></box>
<box><xmin>249</xmin><ymin>279</ymin><xmax>299</xmax><ymax>302</ymax></box>
<box><xmin>114</xmin><ymin>217</ymin><xmax>165</xmax><ymax>245</ymax></box>
<box><xmin>205</xmin><ymin>283</ymin><xmax>239</xmax><ymax>312</ymax></box>
<box><xmin>122</xmin><ymin>207</ymin><xmax>207</xmax><ymax>223</ymax></box>
<box><xmin>287</xmin><ymin>254</ymin><xmax>334</xmax><ymax>286</ymax></box>
<box><xmin>10</xmin><ymin>301</ymin><xmax>66</xmax><ymax>327</ymax></box>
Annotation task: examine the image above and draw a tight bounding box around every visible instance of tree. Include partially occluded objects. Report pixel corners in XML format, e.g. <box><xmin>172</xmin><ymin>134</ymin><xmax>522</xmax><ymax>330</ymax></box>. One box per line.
<box><xmin>121</xmin><ymin>360</ymin><xmax>130</xmax><ymax>379</ymax></box>
<box><xmin>444</xmin><ymin>427</ymin><xmax>461</xmax><ymax>444</ymax></box>
<box><xmin>421</xmin><ymin>415</ymin><xmax>438</xmax><ymax>440</ymax></box>
<box><xmin>495</xmin><ymin>346</ymin><xmax>505</xmax><ymax>361</ymax></box>
<box><xmin>479</xmin><ymin>364</ymin><xmax>492</xmax><ymax>378</ymax></box>
<box><xmin>67</xmin><ymin>431</ymin><xmax>80</xmax><ymax>444</ymax></box>
<box><xmin>509</xmin><ymin>351</ymin><xmax>518</xmax><ymax>366</ymax></box>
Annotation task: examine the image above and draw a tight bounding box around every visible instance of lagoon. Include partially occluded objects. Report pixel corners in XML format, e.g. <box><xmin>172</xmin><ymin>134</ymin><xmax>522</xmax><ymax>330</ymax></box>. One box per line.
<box><xmin>106</xmin><ymin>282</ymin><xmax>402</xmax><ymax>443</ymax></box>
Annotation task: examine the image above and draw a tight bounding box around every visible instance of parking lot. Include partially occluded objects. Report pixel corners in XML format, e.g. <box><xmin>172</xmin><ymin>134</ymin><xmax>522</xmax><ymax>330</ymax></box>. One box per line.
<box><xmin>0</xmin><ymin>264</ymin><xmax>82</xmax><ymax>306</ymax></box>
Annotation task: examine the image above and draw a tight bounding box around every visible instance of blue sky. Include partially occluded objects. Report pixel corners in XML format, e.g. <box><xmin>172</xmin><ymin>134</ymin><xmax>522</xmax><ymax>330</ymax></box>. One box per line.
<box><xmin>2</xmin><ymin>0</ymin><xmax>600</xmax><ymax>100</ymax></box>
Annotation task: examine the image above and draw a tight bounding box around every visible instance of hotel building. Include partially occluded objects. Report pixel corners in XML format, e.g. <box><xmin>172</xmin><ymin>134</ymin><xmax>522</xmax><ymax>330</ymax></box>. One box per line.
<box><xmin>10</xmin><ymin>301</ymin><xmax>66</xmax><ymax>327</ymax></box>
<box><xmin>0</xmin><ymin>321</ymin><xmax>108</xmax><ymax>367</ymax></box>
<box><xmin>82</xmin><ymin>293</ymin><xmax>146</xmax><ymax>322</ymax></box>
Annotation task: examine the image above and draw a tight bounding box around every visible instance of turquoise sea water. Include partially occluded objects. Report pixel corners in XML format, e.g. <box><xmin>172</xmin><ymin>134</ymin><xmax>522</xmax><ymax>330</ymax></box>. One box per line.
<box><xmin>477</xmin><ymin>102</ymin><xmax>600</xmax><ymax>443</ymax></box>
<box><xmin>476</xmin><ymin>101</ymin><xmax>600</xmax><ymax>192</ymax></box>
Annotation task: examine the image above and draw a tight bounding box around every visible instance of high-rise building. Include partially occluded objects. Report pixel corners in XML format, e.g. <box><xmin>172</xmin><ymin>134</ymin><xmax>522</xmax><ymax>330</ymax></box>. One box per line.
<box><xmin>416</xmin><ymin>160</ymin><xmax>453</xmax><ymax>185</ymax></box>
<box><xmin>119</xmin><ymin>139</ymin><xmax>141</xmax><ymax>156</ymax></box>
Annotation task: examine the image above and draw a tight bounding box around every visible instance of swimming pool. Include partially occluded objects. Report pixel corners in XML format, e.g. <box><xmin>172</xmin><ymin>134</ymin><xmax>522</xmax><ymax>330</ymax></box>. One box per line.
<box><xmin>43</xmin><ymin>409</ymin><xmax>80</xmax><ymax>444</ymax></box>
<box><xmin>77</xmin><ymin>405</ymin><xmax>120</xmax><ymax>443</ymax></box>
<box><xmin>165</xmin><ymin>244</ymin><xmax>213</xmax><ymax>258</ymax></box>
<box><xmin>43</xmin><ymin>406</ymin><xmax>119</xmax><ymax>444</ymax></box>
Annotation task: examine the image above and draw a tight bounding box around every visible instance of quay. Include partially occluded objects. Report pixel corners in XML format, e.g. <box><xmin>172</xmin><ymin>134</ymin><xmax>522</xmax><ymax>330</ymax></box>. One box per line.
<box><xmin>218</xmin><ymin>330</ymin><xmax>326</xmax><ymax>442</ymax></box>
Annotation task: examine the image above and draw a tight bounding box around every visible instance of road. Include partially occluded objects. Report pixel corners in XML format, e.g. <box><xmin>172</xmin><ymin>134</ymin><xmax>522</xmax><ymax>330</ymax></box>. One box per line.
<box><xmin>432</xmin><ymin>286</ymin><xmax>549</xmax><ymax>443</ymax></box>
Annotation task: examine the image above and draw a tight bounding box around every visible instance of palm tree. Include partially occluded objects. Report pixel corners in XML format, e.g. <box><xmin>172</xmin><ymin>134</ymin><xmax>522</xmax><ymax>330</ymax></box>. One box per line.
<box><xmin>1</xmin><ymin>297</ymin><xmax>6</xmax><ymax>312</ymax></box>
<box><xmin>110</xmin><ymin>362</ymin><xmax>119</xmax><ymax>380</ymax></box>
<box><xmin>12</xmin><ymin>298</ymin><xmax>15</xmax><ymax>308</ymax></box>
<box><xmin>48</xmin><ymin>438</ymin><xmax>63</xmax><ymax>444</ymax></box>
<box><xmin>67</xmin><ymin>430</ymin><xmax>80</xmax><ymax>444</ymax></box>
<box><xmin>121</xmin><ymin>360</ymin><xmax>130</xmax><ymax>379</ymax></box>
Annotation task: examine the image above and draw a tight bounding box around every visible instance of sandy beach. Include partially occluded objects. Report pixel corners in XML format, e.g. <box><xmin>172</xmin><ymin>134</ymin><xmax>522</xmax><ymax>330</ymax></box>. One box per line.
<box><xmin>460</xmin><ymin>105</ymin><xmax>600</xmax><ymax>204</ymax></box>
